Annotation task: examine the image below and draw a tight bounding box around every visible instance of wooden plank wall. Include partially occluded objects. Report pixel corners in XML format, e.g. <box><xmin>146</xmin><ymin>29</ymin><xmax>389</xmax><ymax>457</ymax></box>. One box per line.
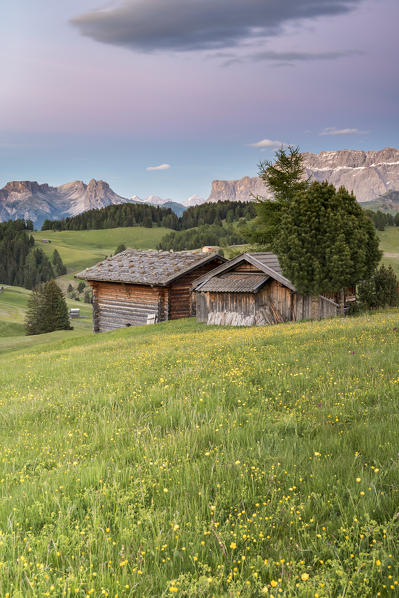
<box><xmin>90</xmin><ymin>282</ymin><xmax>164</xmax><ymax>332</ymax></box>
<box><xmin>211</xmin><ymin>292</ymin><xmax>255</xmax><ymax>316</ymax></box>
<box><xmin>257</xmin><ymin>280</ymin><xmax>292</xmax><ymax>321</ymax></box>
<box><xmin>196</xmin><ymin>291</ymin><xmax>257</xmax><ymax>326</ymax></box>
<box><xmin>195</xmin><ymin>279</ymin><xmax>338</xmax><ymax>327</ymax></box>
<box><xmin>169</xmin><ymin>258</ymin><xmax>224</xmax><ymax>320</ymax></box>
<box><xmin>196</xmin><ymin>293</ymin><xmax>208</xmax><ymax>323</ymax></box>
<box><xmin>233</xmin><ymin>263</ymin><xmax>262</xmax><ymax>273</ymax></box>
<box><xmin>318</xmin><ymin>296</ymin><xmax>339</xmax><ymax>319</ymax></box>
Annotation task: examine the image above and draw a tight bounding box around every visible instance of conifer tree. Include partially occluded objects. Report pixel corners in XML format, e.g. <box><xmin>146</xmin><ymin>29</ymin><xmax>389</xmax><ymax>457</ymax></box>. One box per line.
<box><xmin>52</xmin><ymin>249</ymin><xmax>67</xmax><ymax>276</ymax></box>
<box><xmin>246</xmin><ymin>146</ymin><xmax>308</xmax><ymax>246</ymax></box>
<box><xmin>25</xmin><ymin>286</ymin><xmax>47</xmax><ymax>335</ymax></box>
<box><xmin>25</xmin><ymin>280</ymin><xmax>72</xmax><ymax>335</ymax></box>
<box><xmin>42</xmin><ymin>280</ymin><xmax>72</xmax><ymax>332</ymax></box>
<box><xmin>247</xmin><ymin>147</ymin><xmax>382</xmax><ymax>297</ymax></box>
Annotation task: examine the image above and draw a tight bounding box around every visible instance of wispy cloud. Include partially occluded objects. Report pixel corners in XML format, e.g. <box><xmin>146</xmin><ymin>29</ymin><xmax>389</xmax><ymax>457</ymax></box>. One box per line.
<box><xmin>249</xmin><ymin>139</ymin><xmax>286</xmax><ymax>149</ymax></box>
<box><xmin>71</xmin><ymin>0</ymin><xmax>365</xmax><ymax>53</ymax></box>
<box><xmin>223</xmin><ymin>49</ymin><xmax>361</xmax><ymax>67</ymax></box>
<box><xmin>146</xmin><ymin>163</ymin><xmax>171</xmax><ymax>171</ymax></box>
<box><xmin>320</xmin><ymin>127</ymin><xmax>369</xmax><ymax>136</ymax></box>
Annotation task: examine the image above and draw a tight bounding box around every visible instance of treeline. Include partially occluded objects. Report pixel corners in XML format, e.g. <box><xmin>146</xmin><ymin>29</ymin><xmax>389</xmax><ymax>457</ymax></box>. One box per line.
<box><xmin>0</xmin><ymin>220</ymin><xmax>66</xmax><ymax>289</ymax></box>
<box><xmin>180</xmin><ymin>201</ymin><xmax>256</xmax><ymax>229</ymax></box>
<box><xmin>42</xmin><ymin>204</ymin><xmax>179</xmax><ymax>231</ymax></box>
<box><xmin>365</xmin><ymin>210</ymin><xmax>399</xmax><ymax>231</ymax></box>
<box><xmin>157</xmin><ymin>224</ymin><xmax>245</xmax><ymax>251</ymax></box>
<box><xmin>41</xmin><ymin>200</ymin><xmax>256</xmax><ymax>232</ymax></box>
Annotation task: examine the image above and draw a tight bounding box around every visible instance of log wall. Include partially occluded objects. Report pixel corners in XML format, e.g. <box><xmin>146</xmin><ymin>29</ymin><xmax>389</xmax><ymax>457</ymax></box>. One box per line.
<box><xmin>89</xmin><ymin>282</ymin><xmax>166</xmax><ymax>332</ymax></box>
<box><xmin>88</xmin><ymin>257</ymin><xmax>223</xmax><ymax>332</ymax></box>
<box><xmin>169</xmin><ymin>257</ymin><xmax>224</xmax><ymax>320</ymax></box>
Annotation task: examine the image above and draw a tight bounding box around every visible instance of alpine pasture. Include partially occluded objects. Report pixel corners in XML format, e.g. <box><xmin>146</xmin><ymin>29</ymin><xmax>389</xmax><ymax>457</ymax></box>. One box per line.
<box><xmin>0</xmin><ymin>311</ymin><xmax>398</xmax><ymax>597</ymax></box>
<box><xmin>33</xmin><ymin>227</ymin><xmax>171</xmax><ymax>273</ymax></box>
<box><xmin>379</xmin><ymin>227</ymin><xmax>399</xmax><ymax>276</ymax></box>
<box><xmin>0</xmin><ymin>286</ymin><xmax>92</xmax><ymax>354</ymax></box>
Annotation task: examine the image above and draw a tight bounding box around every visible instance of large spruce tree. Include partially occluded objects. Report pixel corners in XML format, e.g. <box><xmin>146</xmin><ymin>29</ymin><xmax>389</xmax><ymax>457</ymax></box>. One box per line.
<box><xmin>248</xmin><ymin>147</ymin><xmax>381</xmax><ymax>296</ymax></box>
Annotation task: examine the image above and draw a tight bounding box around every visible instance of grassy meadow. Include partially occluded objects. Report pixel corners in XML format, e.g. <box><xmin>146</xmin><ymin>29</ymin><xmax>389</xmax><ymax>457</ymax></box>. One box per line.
<box><xmin>0</xmin><ymin>286</ymin><xmax>92</xmax><ymax>354</ymax></box>
<box><xmin>378</xmin><ymin>227</ymin><xmax>399</xmax><ymax>275</ymax></box>
<box><xmin>30</xmin><ymin>223</ymin><xmax>398</xmax><ymax>278</ymax></box>
<box><xmin>33</xmin><ymin>227</ymin><xmax>171</xmax><ymax>273</ymax></box>
<box><xmin>0</xmin><ymin>311</ymin><xmax>398</xmax><ymax>596</ymax></box>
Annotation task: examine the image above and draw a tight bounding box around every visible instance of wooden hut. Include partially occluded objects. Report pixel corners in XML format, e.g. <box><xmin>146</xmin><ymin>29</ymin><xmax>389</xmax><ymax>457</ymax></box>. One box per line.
<box><xmin>76</xmin><ymin>249</ymin><xmax>225</xmax><ymax>332</ymax></box>
<box><xmin>193</xmin><ymin>252</ymin><xmax>339</xmax><ymax>326</ymax></box>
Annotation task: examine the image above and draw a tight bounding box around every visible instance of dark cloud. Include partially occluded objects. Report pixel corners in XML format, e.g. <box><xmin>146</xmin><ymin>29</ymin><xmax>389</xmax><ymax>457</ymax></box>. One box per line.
<box><xmin>71</xmin><ymin>0</ymin><xmax>365</xmax><ymax>53</ymax></box>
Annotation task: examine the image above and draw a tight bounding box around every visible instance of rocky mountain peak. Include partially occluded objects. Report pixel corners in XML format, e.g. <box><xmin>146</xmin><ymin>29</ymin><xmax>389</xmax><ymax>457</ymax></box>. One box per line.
<box><xmin>57</xmin><ymin>180</ymin><xmax>87</xmax><ymax>193</ymax></box>
<box><xmin>86</xmin><ymin>179</ymin><xmax>111</xmax><ymax>199</ymax></box>
<box><xmin>4</xmin><ymin>181</ymin><xmax>54</xmax><ymax>194</ymax></box>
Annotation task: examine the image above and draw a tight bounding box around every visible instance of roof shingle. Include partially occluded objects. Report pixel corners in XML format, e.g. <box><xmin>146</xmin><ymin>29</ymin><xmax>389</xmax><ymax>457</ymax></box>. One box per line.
<box><xmin>76</xmin><ymin>249</ymin><xmax>222</xmax><ymax>286</ymax></box>
<box><xmin>199</xmin><ymin>274</ymin><xmax>269</xmax><ymax>293</ymax></box>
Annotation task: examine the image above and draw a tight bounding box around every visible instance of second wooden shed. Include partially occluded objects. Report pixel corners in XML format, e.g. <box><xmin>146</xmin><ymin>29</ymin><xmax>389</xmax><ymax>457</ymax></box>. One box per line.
<box><xmin>193</xmin><ymin>252</ymin><xmax>339</xmax><ymax>326</ymax></box>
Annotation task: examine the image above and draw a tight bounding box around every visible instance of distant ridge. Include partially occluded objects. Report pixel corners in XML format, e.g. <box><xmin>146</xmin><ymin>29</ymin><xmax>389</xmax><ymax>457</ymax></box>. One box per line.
<box><xmin>2</xmin><ymin>148</ymin><xmax>398</xmax><ymax>227</ymax></box>
<box><xmin>0</xmin><ymin>179</ymin><xmax>138</xmax><ymax>228</ymax></box>
<box><xmin>0</xmin><ymin>180</ymin><xmax>185</xmax><ymax>227</ymax></box>
<box><xmin>207</xmin><ymin>147</ymin><xmax>399</xmax><ymax>204</ymax></box>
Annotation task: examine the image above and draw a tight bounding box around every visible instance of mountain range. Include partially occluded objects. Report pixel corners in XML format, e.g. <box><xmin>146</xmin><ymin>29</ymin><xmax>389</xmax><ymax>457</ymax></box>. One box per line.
<box><xmin>1</xmin><ymin>147</ymin><xmax>398</xmax><ymax>227</ymax></box>
<box><xmin>207</xmin><ymin>147</ymin><xmax>399</xmax><ymax>204</ymax></box>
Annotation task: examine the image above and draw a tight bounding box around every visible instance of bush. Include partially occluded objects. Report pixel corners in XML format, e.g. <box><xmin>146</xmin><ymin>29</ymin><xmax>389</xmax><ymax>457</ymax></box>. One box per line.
<box><xmin>114</xmin><ymin>243</ymin><xmax>126</xmax><ymax>255</ymax></box>
<box><xmin>375</xmin><ymin>265</ymin><xmax>399</xmax><ymax>306</ymax></box>
<box><xmin>357</xmin><ymin>265</ymin><xmax>399</xmax><ymax>310</ymax></box>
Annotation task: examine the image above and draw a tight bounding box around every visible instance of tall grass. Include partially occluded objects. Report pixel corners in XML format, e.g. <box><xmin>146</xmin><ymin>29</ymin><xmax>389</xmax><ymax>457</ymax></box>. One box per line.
<box><xmin>0</xmin><ymin>312</ymin><xmax>398</xmax><ymax>596</ymax></box>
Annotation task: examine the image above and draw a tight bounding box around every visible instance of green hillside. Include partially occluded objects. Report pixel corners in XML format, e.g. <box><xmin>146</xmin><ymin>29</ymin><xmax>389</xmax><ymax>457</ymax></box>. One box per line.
<box><xmin>362</xmin><ymin>191</ymin><xmax>399</xmax><ymax>214</ymax></box>
<box><xmin>0</xmin><ymin>285</ymin><xmax>92</xmax><ymax>353</ymax></box>
<box><xmin>0</xmin><ymin>312</ymin><xmax>398</xmax><ymax>596</ymax></box>
<box><xmin>378</xmin><ymin>226</ymin><xmax>399</xmax><ymax>275</ymax></box>
<box><xmin>33</xmin><ymin>227</ymin><xmax>171</xmax><ymax>273</ymax></box>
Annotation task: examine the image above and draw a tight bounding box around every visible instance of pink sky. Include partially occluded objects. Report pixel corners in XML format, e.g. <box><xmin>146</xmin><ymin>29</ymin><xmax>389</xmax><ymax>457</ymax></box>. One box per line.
<box><xmin>1</xmin><ymin>0</ymin><xmax>398</xmax><ymax>201</ymax></box>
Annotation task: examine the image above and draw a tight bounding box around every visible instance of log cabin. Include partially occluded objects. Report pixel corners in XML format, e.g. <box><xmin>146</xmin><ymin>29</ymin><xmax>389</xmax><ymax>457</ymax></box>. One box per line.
<box><xmin>76</xmin><ymin>249</ymin><xmax>225</xmax><ymax>332</ymax></box>
<box><xmin>193</xmin><ymin>252</ymin><xmax>340</xmax><ymax>326</ymax></box>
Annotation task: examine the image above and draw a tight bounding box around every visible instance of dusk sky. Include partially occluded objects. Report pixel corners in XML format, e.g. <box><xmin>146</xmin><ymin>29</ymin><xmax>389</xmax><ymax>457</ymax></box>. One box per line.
<box><xmin>1</xmin><ymin>0</ymin><xmax>398</xmax><ymax>202</ymax></box>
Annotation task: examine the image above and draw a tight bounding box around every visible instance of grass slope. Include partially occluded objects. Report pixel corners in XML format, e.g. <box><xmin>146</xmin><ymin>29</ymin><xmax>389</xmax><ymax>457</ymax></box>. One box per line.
<box><xmin>379</xmin><ymin>227</ymin><xmax>399</xmax><ymax>276</ymax></box>
<box><xmin>0</xmin><ymin>285</ymin><xmax>92</xmax><ymax>353</ymax></box>
<box><xmin>33</xmin><ymin>227</ymin><xmax>171</xmax><ymax>273</ymax></box>
<box><xmin>0</xmin><ymin>286</ymin><xmax>30</xmax><ymax>324</ymax></box>
<box><xmin>0</xmin><ymin>312</ymin><xmax>398</xmax><ymax>597</ymax></box>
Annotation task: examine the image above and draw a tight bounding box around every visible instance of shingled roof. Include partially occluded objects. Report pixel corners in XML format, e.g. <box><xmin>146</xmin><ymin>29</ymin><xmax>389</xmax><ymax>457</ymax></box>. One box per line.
<box><xmin>199</xmin><ymin>273</ymin><xmax>269</xmax><ymax>293</ymax></box>
<box><xmin>193</xmin><ymin>252</ymin><xmax>296</xmax><ymax>293</ymax></box>
<box><xmin>76</xmin><ymin>249</ymin><xmax>224</xmax><ymax>286</ymax></box>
